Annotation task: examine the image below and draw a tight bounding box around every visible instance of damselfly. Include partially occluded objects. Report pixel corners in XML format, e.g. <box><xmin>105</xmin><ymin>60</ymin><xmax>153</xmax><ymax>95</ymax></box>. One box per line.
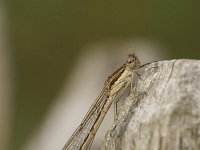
<box><xmin>62</xmin><ymin>53</ymin><xmax>141</xmax><ymax>150</ymax></box>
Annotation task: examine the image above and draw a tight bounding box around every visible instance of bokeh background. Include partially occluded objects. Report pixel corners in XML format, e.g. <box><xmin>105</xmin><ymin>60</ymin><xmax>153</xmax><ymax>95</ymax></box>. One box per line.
<box><xmin>1</xmin><ymin>0</ymin><xmax>200</xmax><ymax>150</ymax></box>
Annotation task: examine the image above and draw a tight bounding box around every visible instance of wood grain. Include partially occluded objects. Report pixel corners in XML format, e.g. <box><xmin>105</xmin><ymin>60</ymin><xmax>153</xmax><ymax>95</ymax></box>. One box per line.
<box><xmin>102</xmin><ymin>60</ymin><xmax>200</xmax><ymax>150</ymax></box>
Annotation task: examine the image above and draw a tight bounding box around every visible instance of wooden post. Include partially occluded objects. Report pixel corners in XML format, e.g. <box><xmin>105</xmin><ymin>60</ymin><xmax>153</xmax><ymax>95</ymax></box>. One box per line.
<box><xmin>102</xmin><ymin>60</ymin><xmax>200</xmax><ymax>150</ymax></box>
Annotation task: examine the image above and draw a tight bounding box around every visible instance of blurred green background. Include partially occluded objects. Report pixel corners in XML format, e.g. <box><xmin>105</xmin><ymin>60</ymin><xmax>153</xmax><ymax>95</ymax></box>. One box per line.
<box><xmin>6</xmin><ymin>0</ymin><xmax>200</xmax><ymax>149</ymax></box>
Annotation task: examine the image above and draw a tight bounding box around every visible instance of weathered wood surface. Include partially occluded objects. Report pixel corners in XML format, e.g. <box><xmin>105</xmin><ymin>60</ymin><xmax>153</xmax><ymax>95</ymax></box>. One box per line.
<box><xmin>102</xmin><ymin>60</ymin><xmax>200</xmax><ymax>150</ymax></box>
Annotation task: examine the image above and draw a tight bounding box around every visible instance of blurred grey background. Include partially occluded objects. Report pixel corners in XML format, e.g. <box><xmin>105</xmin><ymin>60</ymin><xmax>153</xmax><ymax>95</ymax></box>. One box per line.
<box><xmin>1</xmin><ymin>0</ymin><xmax>200</xmax><ymax>150</ymax></box>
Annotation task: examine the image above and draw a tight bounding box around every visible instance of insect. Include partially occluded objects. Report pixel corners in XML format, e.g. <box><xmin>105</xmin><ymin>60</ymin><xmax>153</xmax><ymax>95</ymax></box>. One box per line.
<box><xmin>62</xmin><ymin>53</ymin><xmax>141</xmax><ymax>150</ymax></box>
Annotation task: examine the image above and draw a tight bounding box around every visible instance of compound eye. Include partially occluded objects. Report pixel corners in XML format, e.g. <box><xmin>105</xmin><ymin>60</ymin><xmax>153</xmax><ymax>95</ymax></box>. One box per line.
<box><xmin>127</xmin><ymin>58</ymin><xmax>132</xmax><ymax>63</ymax></box>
